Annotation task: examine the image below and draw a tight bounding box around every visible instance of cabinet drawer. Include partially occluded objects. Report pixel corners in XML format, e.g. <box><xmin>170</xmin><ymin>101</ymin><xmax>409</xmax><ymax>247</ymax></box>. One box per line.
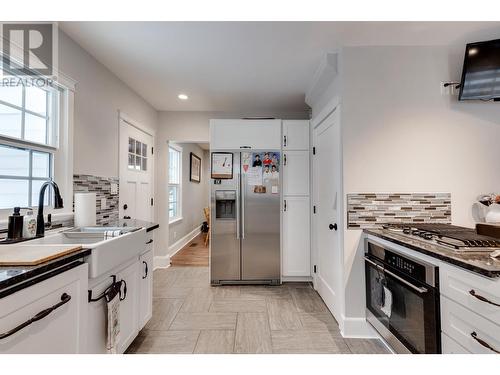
<box><xmin>0</xmin><ymin>264</ymin><xmax>88</xmax><ymax>354</ymax></box>
<box><xmin>440</xmin><ymin>263</ymin><xmax>500</xmax><ymax>326</ymax></box>
<box><xmin>442</xmin><ymin>333</ymin><xmax>471</xmax><ymax>354</ymax></box>
<box><xmin>441</xmin><ymin>296</ymin><xmax>500</xmax><ymax>354</ymax></box>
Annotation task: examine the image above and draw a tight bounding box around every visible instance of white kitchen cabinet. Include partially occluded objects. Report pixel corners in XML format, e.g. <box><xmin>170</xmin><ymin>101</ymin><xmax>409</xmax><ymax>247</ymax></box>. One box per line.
<box><xmin>282</xmin><ymin>196</ymin><xmax>310</xmax><ymax>277</ymax></box>
<box><xmin>0</xmin><ymin>264</ymin><xmax>88</xmax><ymax>354</ymax></box>
<box><xmin>442</xmin><ymin>333</ymin><xmax>470</xmax><ymax>354</ymax></box>
<box><xmin>138</xmin><ymin>249</ymin><xmax>154</xmax><ymax>329</ymax></box>
<box><xmin>283</xmin><ymin>150</ymin><xmax>310</xmax><ymax>196</ymax></box>
<box><xmin>282</xmin><ymin>120</ymin><xmax>310</xmax><ymax>150</ymax></box>
<box><xmin>116</xmin><ymin>260</ymin><xmax>140</xmax><ymax>354</ymax></box>
<box><xmin>210</xmin><ymin>119</ymin><xmax>282</xmax><ymax>150</ymax></box>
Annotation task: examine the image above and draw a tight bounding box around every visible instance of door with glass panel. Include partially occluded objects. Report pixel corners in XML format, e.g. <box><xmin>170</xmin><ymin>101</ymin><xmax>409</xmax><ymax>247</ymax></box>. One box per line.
<box><xmin>119</xmin><ymin>119</ymin><xmax>154</xmax><ymax>221</ymax></box>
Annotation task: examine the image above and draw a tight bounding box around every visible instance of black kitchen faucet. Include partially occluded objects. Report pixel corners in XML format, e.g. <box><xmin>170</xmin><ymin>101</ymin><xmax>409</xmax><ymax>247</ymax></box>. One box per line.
<box><xmin>36</xmin><ymin>179</ymin><xmax>64</xmax><ymax>237</ymax></box>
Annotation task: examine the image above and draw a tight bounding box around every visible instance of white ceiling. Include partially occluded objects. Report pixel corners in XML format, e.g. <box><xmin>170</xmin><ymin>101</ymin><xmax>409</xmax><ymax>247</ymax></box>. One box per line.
<box><xmin>60</xmin><ymin>22</ymin><xmax>500</xmax><ymax>112</ymax></box>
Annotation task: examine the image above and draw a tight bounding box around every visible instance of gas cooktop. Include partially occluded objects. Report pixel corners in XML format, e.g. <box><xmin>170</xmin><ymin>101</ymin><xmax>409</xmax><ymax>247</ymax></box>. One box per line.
<box><xmin>382</xmin><ymin>223</ymin><xmax>500</xmax><ymax>252</ymax></box>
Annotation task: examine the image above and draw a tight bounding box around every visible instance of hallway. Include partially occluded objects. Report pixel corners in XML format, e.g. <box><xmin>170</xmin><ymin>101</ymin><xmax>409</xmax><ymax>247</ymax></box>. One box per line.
<box><xmin>170</xmin><ymin>233</ymin><xmax>209</xmax><ymax>267</ymax></box>
<box><xmin>126</xmin><ymin>266</ymin><xmax>389</xmax><ymax>354</ymax></box>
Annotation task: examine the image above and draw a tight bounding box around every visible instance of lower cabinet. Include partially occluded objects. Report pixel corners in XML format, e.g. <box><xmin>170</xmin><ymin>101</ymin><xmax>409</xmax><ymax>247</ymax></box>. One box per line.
<box><xmin>139</xmin><ymin>249</ymin><xmax>154</xmax><ymax>329</ymax></box>
<box><xmin>0</xmin><ymin>264</ymin><xmax>88</xmax><ymax>354</ymax></box>
<box><xmin>282</xmin><ymin>196</ymin><xmax>310</xmax><ymax>277</ymax></box>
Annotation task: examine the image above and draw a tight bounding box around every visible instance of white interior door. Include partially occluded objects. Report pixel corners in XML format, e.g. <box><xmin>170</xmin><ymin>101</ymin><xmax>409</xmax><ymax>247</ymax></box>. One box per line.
<box><xmin>313</xmin><ymin>108</ymin><xmax>342</xmax><ymax>320</ymax></box>
<box><xmin>119</xmin><ymin>119</ymin><xmax>154</xmax><ymax>221</ymax></box>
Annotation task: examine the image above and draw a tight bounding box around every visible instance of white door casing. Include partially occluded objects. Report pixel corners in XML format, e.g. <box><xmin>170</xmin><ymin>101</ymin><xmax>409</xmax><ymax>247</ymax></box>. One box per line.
<box><xmin>312</xmin><ymin>106</ymin><xmax>343</xmax><ymax>323</ymax></box>
<box><xmin>119</xmin><ymin>118</ymin><xmax>154</xmax><ymax>222</ymax></box>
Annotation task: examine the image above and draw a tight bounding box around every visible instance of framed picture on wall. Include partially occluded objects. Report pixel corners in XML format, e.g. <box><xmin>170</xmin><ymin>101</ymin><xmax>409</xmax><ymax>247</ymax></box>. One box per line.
<box><xmin>190</xmin><ymin>152</ymin><xmax>202</xmax><ymax>183</ymax></box>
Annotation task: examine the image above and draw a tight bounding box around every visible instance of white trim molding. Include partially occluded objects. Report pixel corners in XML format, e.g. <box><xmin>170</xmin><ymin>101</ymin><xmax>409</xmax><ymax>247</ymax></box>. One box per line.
<box><xmin>154</xmin><ymin>255</ymin><xmax>171</xmax><ymax>270</ymax></box>
<box><xmin>168</xmin><ymin>225</ymin><xmax>201</xmax><ymax>259</ymax></box>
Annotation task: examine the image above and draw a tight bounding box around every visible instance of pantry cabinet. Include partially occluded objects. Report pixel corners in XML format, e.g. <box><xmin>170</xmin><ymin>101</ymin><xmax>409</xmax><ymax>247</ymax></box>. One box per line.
<box><xmin>210</xmin><ymin>119</ymin><xmax>282</xmax><ymax>150</ymax></box>
<box><xmin>282</xmin><ymin>120</ymin><xmax>310</xmax><ymax>150</ymax></box>
<box><xmin>281</xmin><ymin>120</ymin><xmax>311</xmax><ymax>279</ymax></box>
<box><xmin>0</xmin><ymin>264</ymin><xmax>88</xmax><ymax>354</ymax></box>
<box><xmin>283</xmin><ymin>196</ymin><xmax>311</xmax><ymax>277</ymax></box>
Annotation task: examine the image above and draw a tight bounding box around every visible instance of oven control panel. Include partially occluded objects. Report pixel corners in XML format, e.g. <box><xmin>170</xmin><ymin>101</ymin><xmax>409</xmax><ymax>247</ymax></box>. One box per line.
<box><xmin>384</xmin><ymin>250</ymin><xmax>426</xmax><ymax>281</ymax></box>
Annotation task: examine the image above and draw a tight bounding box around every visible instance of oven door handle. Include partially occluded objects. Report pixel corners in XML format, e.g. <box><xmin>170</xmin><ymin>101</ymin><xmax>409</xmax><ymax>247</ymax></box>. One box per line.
<box><xmin>364</xmin><ymin>256</ymin><xmax>428</xmax><ymax>294</ymax></box>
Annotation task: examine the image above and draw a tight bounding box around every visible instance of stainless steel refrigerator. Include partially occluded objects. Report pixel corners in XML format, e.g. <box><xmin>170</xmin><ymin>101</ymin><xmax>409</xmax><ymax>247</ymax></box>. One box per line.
<box><xmin>210</xmin><ymin>150</ymin><xmax>281</xmax><ymax>285</ymax></box>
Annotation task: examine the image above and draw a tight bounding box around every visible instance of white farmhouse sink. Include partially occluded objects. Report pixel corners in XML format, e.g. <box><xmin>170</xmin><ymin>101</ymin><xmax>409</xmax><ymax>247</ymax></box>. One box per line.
<box><xmin>27</xmin><ymin>227</ymin><xmax>147</xmax><ymax>278</ymax></box>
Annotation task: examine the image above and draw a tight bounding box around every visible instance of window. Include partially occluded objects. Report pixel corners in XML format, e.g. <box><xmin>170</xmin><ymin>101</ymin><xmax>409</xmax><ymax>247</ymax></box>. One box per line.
<box><xmin>0</xmin><ymin>82</ymin><xmax>60</xmax><ymax>210</ymax></box>
<box><xmin>128</xmin><ymin>137</ymin><xmax>148</xmax><ymax>171</ymax></box>
<box><xmin>0</xmin><ymin>144</ymin><xmax>52</xmax><ymax>209</ymax></box>
<box><xmin>168</xmin><ymin>145</ymin><xmax>182</xmax><ymax>222</ymax></box>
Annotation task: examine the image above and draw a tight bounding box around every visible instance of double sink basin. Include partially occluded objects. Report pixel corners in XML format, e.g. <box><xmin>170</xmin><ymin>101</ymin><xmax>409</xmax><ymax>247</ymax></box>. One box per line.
<box><xmin>28</xmin><ymin>226</ymin><xmax>147</xmax><ymax>278</ymax></box>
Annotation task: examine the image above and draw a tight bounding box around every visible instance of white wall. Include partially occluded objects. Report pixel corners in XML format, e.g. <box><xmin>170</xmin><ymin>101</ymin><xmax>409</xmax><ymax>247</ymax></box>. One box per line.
<box><xmin>311</xmin><ymin>45</ymin><xmax>500</xmax><ymax>328</ymax></box>
<box><xmin>168</xmin><ymin>143</ymin><xmax>209</xmax><ymax>246</ymax></box>
<box><xmin>58</xmin><ymin>30</ymin><xmax>158</xmax><ymax>178</ymax></box>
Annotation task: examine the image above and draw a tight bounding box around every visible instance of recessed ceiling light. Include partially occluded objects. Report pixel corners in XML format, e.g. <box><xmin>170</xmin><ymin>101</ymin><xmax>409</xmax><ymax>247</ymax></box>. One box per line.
<box><xmin>178</xmin><ymin>94</ymin><xmax>188</xmax><ymax>100</ymax></box>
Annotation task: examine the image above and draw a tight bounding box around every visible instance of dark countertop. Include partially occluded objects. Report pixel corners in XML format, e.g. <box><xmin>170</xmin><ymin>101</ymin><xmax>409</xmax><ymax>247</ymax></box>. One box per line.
<box><xmin>0</xmin><ymin>248</ymin><xmax>91</xmax><ymax>298</ymax></box>
<box><xmin>107</xmin><ymin>219</ymin><xmax>159</xmax><ymax>232</ymax></box>
<box><xmin>364</xmin><ymin>228</ymin><xmax>500</xmax><ymax>278</ymax></box>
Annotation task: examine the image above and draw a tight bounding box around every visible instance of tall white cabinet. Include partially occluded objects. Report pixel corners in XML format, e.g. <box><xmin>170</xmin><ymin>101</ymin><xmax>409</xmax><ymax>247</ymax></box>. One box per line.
<box><xmin>282</xmin><ymin>120</ymin><xmax>311</xmax><ymax>279</ymax></box>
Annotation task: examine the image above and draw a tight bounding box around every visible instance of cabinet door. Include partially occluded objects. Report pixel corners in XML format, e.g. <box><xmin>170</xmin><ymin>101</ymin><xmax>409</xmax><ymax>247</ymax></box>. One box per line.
<box><xmin>283</xmin><ymin>150</ymin><xmax>310</xmax><ymax>196</ymax></box>
<box><xmin>0</xmin><ymin>264</ymin><xmax>88</xmax><ymax>354</ymax></box>
<box><xmin>116</xmin><ymin>261</ymin><xmax>140</xmax><ymax>354</ymax></box>
<box><xmin>139</xmin><ymin>249</ymin><xmax>154</xmax><ymax>329</ymax></box>
<box><xmin>283</xmin><ymin>120</ymin><xmax>309</xmax><ymax>150</ymax></box>
<box><xmin>283</xmin><ymin>196</ymin><xmax>310</xmax><ymax>277</ymax></box>
<box><xmin>210</xmin><ymin>119</ymin><xmax>282</xmax><ymax>150</ymax></box>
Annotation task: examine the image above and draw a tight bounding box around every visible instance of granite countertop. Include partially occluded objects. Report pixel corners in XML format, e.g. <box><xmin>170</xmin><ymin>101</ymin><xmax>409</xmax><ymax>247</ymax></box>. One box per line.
<box><xmin>364</xmin><ymin>228</ymin><xmax>500</xmax><ymax>278</ymax></box>
<box><xmin>0</xmin><ymin>248</ymin><xmax>91</xmax><ymax>298</ymax></box>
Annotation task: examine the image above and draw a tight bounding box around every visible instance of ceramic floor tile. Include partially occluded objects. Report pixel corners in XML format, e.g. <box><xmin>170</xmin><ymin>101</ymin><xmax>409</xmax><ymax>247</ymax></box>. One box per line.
<box><xmin>266</xmin><ymin>298</ymin><xmax>302</xmax><ymax>330</ymax></box>
<box><xmin>212</xmin><ymin>285</ymin><xmax>241</xmax><ymax>300</ymax></box>
<box><xmin>290</xmin><ymin>287</ymin><xmax>329</xmax><ymax>313</ymax></box>
<box><xmin>153</xmin><ymin>286</ymin><xmax>192</xmax><ymax>299</ymax></box>
<box><xmin>170</xmin><ymin>312</ymin><xmax>237</xmax><ymax>330</ymax></box>
<box><xmin>299</xmin><ymin>312</ymin><xmax>342</xmax><ymax>336</ymax></box>
<box><xmin>234</xmin><ymin>312</ymin><xmax>272</xmax><ymax>354</ymax></box>
<box><xmin>344</xmin><ymin>338</ymin><xmax>390</xmax><ymax>354</ymax></box>
<box><xmin>143</xmin><ymin>298</ymin><xmax>183</xmax><ymax>331</ymax></box>
<box><xmin>209</xmin><ymin>298</ymin><xmax>267</xmax><ymax>313</ymax></box>
<box><xmin>194</xmin><ymin>330</ymin><xmax>235</xmax><ymax>354</ymax></box>
<box><xmin>239</xmin><ymin>285</ymin><xmax>292</xmax><ymax>300</ymax></box>
<box><xmin>271</xmin><ymin>330</ymin><xmax>350</xmax><ymax>354</ymax></box>
<box><xmin>127</xmin><ymin>330</ymin><xmax>200</xmax><ymax>354</ymax></box>
<box><xmin>181</xmin><ymin>287</ymin><xmax>214</xmax><ymax>312</ymax></box>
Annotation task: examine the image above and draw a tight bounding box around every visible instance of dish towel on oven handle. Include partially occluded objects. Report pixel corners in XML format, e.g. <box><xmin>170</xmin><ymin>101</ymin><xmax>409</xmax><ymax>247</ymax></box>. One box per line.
<box><xmin>381</xmin><ymin>286</ymin><xmax>393</xmax><ymax>318</ymax></box>
<box><xmin>106</xmin><ymin>292</ymin><xmax>121</xmax><ymax>354</ymax></box>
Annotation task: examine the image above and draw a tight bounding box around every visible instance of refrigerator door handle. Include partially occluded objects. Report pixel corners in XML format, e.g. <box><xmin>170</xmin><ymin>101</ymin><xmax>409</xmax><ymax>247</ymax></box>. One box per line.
<box><xmin>241</xmin><ymin>172</ymin><xmax>245</xmax><ymax>239</ymax></box>
<box><xmin>236</xmin><ymin>170</ymin><xmax>240</xmax><ymax>240</ymax></box>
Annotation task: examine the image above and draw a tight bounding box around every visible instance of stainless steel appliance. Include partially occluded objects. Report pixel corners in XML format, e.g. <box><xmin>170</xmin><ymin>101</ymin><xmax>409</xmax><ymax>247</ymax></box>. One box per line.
<box><xmin>210</xmin><ymin>150</ymin><xmax>281</xmax><ymax>285</ymax></box>
<box><xmin>383</xmin><ymin>223</ymin><xmax>500</xmax><ymax>252</ymax></box>
<box><xmin>365</xmin><ymin>238</ymin><xmax>441</xmax><ymax>353</ymax></box>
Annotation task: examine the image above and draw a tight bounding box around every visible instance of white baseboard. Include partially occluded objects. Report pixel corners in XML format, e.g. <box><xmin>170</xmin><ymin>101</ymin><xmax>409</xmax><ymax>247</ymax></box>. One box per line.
<box><xmin>341</xmin><ymin>315</ymin><xmax>378</xmax><ymax>339</ymax></box>
<box><xmin>168</xmin><ymin>226</ymin><xmax>202</xmax><ymax>258</ymax></box>
<box><xmin>154</xmin><ymin>255</ymin><xmax>171</xmax><ymax>270</ymax></box>
<box><xmin>281</xmin><ymin>275</ymin><xmax>313</xmax><ymax>282</ymax></box>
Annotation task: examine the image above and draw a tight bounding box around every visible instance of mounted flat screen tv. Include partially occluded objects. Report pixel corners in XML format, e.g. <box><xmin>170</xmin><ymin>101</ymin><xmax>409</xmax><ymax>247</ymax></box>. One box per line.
<box><xmin>459</xmin><ymin>39</ymin><xmax>500</xmax><ymax>101</ymax></box>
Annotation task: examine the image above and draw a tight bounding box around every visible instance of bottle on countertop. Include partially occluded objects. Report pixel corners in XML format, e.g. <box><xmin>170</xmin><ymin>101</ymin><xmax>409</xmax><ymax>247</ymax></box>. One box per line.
<box><xmin>7</xmin><ymin>207</ymin><xmax>23</xmax><ymax>240</ymax></box>
<box><xmin>23</xmin><ymin>209</ymin><xmax>37</xmax><ymax>239</ymax></box>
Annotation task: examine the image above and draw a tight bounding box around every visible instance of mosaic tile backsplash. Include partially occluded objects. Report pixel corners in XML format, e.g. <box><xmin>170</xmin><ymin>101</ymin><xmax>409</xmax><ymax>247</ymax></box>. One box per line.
<box><xmin>73</xmin><ymin>174</ymin><xmax>119</xmax><ymax>226</ymax></box>
<box><xmin>347</xmin><ymin>193</ymin><xmax>451</xmax><ymax>229</ymax></box>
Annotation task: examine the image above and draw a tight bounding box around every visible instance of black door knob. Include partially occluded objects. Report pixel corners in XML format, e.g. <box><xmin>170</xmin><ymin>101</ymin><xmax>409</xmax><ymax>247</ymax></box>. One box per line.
<box><xmin>329</xmin><ymin>223</ymin><xmax>338</xmax><ymax>231</ymax></box>
<box><xmin>123</xmin><ymin>204</ymin><xmax>128</xmax><ymax>210</ymax></box>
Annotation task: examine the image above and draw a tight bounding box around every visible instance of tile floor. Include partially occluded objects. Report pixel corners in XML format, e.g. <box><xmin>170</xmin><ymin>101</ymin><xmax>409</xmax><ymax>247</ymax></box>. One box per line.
<box><xmin>126</xmin><ymin>266</ymin><xmax>390</xmax><ymax>354</ymax></box>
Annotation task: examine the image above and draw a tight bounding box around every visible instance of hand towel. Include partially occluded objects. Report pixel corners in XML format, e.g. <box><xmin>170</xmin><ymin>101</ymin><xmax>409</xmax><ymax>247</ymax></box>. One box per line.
<box><xmin>381</xmin><ymin>286</ymin><xmax>393</xmax><ymax>318</ymax></box>
<box><xmin>106</xmin><ymin>292</ymin><xmax>121</xmax><ymax>354</ymax></box>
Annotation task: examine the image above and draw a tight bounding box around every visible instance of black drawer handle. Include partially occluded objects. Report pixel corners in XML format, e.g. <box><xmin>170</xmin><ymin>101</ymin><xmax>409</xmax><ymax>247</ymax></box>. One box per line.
<box><xmin>142</xmin><ymin>261</ymin><xmax>149</xmax><ymax>279</ymax></box>
<box><xmin>469</xmin><ymin>289</ymin><xmax>500</xmax><ymax>307</ymax></box>
<box><xmin>0</xmin><ymin>293</ymin><xmax>71</xmax><ymax>340</ymax></box>
<box><xmin>146</xmin><ymin>239</ymin><xmax>153</xmax><ymax>244</ymax></box>
<box><xmin>471</xmin><ymin>331</ymin><xmax>500</xmax><ymax>354</ymax></box>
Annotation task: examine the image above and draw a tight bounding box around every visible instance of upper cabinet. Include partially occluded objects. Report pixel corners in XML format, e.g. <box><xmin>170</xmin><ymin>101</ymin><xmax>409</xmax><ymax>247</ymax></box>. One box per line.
<box><xmin>210</xmin><ymin>119</ymin><xmax>282</xmax><ymax>150</ymax></box>
<box><xmin>282</xmin><ymin>120</ymin><xmax>310</xmax><ymax>150</ymax></box>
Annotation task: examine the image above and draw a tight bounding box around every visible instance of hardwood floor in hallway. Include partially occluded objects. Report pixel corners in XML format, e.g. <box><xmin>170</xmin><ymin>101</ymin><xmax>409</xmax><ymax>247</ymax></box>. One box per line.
<box><xmin>170</xmin><ymin>233</ymin><xmax>209</xmax><ymax>267</ymax></box>
<box><xmin>126</xmin><ymin>266</ymin><xmax>390</xmax><ymax>354</ymax></box>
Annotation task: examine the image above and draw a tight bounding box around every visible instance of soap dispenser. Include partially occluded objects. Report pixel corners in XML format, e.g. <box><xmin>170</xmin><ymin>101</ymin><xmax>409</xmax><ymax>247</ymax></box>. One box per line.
<box><xmin>7</xmin><ymin>207</ymin><xmax>23</xmax><ymax>240</ymax></box>
<box><xmin>23</xmin><ymin>209</ymin><xmax>37</xmax><ymax>239</ymax></box>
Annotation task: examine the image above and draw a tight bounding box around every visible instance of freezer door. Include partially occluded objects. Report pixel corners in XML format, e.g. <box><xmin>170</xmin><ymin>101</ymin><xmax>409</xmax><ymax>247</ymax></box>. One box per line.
<box><xmin>241</xmin><ymin>151</ymin><xmax>281</xmax><ymax>281</ymax></box>
<box><xmin>210</xmin><ymin>152</ymin><xmax>240</xmax><ymax>282</ymax></box>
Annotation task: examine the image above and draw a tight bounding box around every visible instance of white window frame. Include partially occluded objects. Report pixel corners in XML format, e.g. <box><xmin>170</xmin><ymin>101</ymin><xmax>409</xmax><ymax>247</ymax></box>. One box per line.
<box><xmin>168</xmin><ymin>143</ymin><xmax>182</xmax><ymax>224</ymax></box>
<box><xmin>0</xmin><ymin>73</ymin><xmax>75</xmax><ymax>221</ymax></box>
